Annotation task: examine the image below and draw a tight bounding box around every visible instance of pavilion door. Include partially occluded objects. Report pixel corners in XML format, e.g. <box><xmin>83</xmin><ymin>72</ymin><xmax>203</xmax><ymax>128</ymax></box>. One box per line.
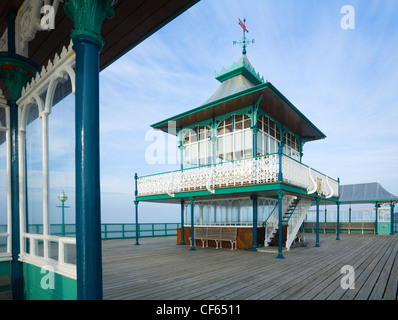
<box><xmin>377</xmin><ymin>207</ymin><xmax>390</xmax><ymax>234</ymax></box>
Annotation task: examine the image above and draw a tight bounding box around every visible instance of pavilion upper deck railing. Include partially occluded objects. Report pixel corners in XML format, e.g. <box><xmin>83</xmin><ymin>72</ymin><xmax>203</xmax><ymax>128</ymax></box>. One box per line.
<box><xmin>136</xmin><ymin>154</ymin><xmax>339</xmax><ymax>199</ymax></box>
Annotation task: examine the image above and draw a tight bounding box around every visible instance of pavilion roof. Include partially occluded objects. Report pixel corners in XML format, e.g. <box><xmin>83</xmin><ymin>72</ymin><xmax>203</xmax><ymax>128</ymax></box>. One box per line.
<box><xmin>152</xmin><ymin>55</ymin><xmax>326</xmax><ymax>142</ymax></box>
<box><xmin>339</xmin><ymin>182</ymin><xmax>398</xmax><ymax>204</ymax></box>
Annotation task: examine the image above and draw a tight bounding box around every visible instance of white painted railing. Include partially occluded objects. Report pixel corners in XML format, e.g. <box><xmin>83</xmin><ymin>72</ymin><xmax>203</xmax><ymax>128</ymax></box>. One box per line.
<box><xmin>137</xmin><ymin>154</ymin><xmax>339</xmax><ymax>199</ymax></box>
<box><xmin>282</xmin><ymin>155</ymin><xmax>339</xmax><ymax>198</ymax></box>
<box><xmin>19</xmin><ymin>233</ymin><xmax>76</xmax><ymax>279</ymax></box>
<box><xmin>137</xmin><ymin>154</ymin><xmax>279</xmax><ymax>196</ymax></box>
<box><xmin>285</xmin><ymin>198</ymin><xmax>312</xmax><ymax>250</ymax></box>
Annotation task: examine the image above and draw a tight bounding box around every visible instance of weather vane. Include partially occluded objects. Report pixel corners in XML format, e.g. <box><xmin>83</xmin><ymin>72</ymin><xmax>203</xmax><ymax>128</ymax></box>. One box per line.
<box><xmin>233</xmin><ymin>18</ymin><xmax>255</xmax><ymax>55</ymax></box>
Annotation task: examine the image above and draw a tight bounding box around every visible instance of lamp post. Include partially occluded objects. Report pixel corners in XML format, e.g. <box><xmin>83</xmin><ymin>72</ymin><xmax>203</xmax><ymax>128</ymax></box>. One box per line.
<box><xmin>57</xmin><ymin>191</ymin><xmax>70</xmax><ymax>236</ymax></box>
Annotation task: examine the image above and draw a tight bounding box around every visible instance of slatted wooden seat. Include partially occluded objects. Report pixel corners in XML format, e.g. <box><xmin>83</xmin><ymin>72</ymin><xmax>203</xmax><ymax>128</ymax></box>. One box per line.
<box><xmin>189</xmin><ymin>227</ymin><xmax>237</xmax><ymax>250</ymax></box>
<box><xmin>361</xmin><ymin>222</ymin><xmax>376</xmax><ymax>234</ymax></box>
<box><xmin>218</xmin><ymin>228</ymin><xmax>237</xmax><ymax>250</ymax></box>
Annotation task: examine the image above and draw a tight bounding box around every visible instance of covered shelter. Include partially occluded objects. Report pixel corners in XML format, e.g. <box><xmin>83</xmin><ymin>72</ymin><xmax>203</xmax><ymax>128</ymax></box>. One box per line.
<box><xmin>304</xmin><ymin>182</ymin><xmax>397</xmax><ymax>238</ymax></box>
<box><xmin>339</xmin><ymin>182</ymin><xmax>397</xmax><ymax>235</ymax></box>
<box><xmin>0</xmin><ymin>0</ymin><xmax>199</xmax><ymax>300</ymax></box>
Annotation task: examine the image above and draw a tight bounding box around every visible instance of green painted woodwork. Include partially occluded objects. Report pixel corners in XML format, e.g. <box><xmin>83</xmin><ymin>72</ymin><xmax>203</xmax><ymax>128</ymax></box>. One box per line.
<box><xmin>151</xmin><ymin>81</ymin><xmax>326</xmax><ymax>142</ymax></box>
<box><xmin>0</xmin><ymin>261</ymin><xmax>10</xmax><ymax>277</ymax></box>
<box><xmin>215</xmin><ymin>59</ymin><xmax>264</xmax><ymax>85</ymax></box>
<box><xmin>64</xmin><ymin>0</ymin><xmax>115</xmax><ymax>47</ymax></box>
<box><xmin>0</xmin><ymin>261</ymin><xmax>11</xmax><ymax>292</ymax></box>
<box><xmin>136</xmin><ymin>181</ymin><xmax>339</xmax><ymax>204</ymax></box>
<box><xmin>0</xmin><ymin>55</ymin><xmax>40</xmax><ymax>100</ymax></box>
<box><xmin>23</xmin><ymin>263</ymin><xmax>77</xmax><ymax>300</ymax></box>
<box><xmin>377</xmin><ymin>222</ymin><xmax>391</xmax><ymax>235</ymax></box>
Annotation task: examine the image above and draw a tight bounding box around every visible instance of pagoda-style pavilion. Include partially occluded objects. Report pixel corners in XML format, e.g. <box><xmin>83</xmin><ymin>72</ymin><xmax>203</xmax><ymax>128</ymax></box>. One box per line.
<box><xmin>135</xmin><ymin>20</ymin><xmax>339</xmax><ymax>259</ymax></box>
<box><xmin>0</xmin><ymin>0</ymin><xmax>199</xmax><ymax>300</ymax></box>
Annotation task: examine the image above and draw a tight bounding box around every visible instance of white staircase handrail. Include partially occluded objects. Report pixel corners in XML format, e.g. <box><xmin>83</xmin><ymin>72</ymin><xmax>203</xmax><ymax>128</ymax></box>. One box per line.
<box><xmin>285</xmin><ymin>199</ymin><xmax>313</xmax><ymax>250</ymax></box>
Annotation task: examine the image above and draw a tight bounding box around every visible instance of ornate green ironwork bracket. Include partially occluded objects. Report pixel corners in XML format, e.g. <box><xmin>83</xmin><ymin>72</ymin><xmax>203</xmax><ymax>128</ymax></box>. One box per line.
<box><xmin>64</xmin><ymin>0</ymin><xmax>115</xmax><ymax>47</ymax></box>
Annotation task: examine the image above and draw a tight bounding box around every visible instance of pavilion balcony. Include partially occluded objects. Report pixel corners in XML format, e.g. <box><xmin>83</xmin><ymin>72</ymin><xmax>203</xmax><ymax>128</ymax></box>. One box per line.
<box><xmin>136</xmin><ymin>153</ymin><xmax>339</xmax><ymax>199</ymax></box>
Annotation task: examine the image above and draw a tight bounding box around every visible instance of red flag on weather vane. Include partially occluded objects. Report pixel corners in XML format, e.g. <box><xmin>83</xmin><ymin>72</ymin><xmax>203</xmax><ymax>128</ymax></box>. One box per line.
<box><xmin>238</xmin><ymin>18</ymin><xmax>249</xmax><ymax>33</ymax></box>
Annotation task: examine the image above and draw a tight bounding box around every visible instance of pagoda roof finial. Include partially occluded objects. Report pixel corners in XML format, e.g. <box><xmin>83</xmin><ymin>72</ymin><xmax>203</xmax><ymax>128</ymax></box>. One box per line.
<box><xmin>233</xmin><ymin>18</ymin><xmax>255</xmax><ymax>55</ymax></box>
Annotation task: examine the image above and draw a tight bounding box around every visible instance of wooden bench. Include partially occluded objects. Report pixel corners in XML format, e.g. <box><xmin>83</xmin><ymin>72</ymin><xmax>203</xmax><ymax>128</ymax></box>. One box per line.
<box><xmin>189</xmin><ymin>227</ymin><xmax>237</xmax><ymax>250</ymax></box>
<box><xmin>218</xmin><ymin>228</ymin><xmax>237</xmax><ymax>250</ymax></box>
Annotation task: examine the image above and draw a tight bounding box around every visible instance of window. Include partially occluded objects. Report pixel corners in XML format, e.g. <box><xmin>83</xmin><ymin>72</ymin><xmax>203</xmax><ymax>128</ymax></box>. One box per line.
<box><xmin>217</xmin><ymin>114</ymin><xmax>253</xmax><ymax>162</ymax></box>
<box><xmin>258</xmin><ymin>115</ymin><xmax>281</xmax><ymax>156</ymax></box>
<box><xmin>183</xmin><ymin>126</ymin><xmax>212</xmax><ymax>168</ymax></box>
<box><xmin>283</xmin><ymin>132</ymin><xmax>300</xmax><ymax>160</ymax></box>
<box><xmin>25</xmin><ymin>103</ymin><xmax>44</xmax><ymax>235</ymax></box>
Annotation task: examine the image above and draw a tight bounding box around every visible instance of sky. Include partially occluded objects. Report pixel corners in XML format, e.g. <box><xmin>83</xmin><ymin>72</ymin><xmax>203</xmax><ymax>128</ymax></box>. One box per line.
<box><xmin>97</xmin><ymin>0</ymin><xmax>398</xmax><ymax>223</ymax></box>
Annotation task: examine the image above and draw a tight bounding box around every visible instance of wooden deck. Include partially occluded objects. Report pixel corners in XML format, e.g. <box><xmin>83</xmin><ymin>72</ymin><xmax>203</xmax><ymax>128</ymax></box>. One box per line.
<box><xmin>102</xmin><ymin>233</ymin><xmax>398</xmax><ymax>300</ymax></box>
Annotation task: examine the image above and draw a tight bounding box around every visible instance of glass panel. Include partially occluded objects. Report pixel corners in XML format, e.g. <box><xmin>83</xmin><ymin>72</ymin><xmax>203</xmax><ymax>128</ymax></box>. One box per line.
<box><xmin>224</xmin><ymin>134</ymin><xmax>233</xmax><ymax>161</ymax></box>
<box><xmin>0</xmin><ymin>131</ymin><xmax>6</xmax><ymax>232</ymax></box>
<box><xmin>49</xmin><ymin>88</ymin><xmax>75</xmax><ymax>235</ymax></box>
<box><xmin>217</xmin><ymin>136</ymin><xmax>224</xmax><ymax>162</ymax></box>
<box><xmin>224</xmin><ymin>116</ymin><xmax>233</xmax><ymax>134</ymax></box>
<box><xmin>234</xmin><ymin>131</ymin><xmax>243</xmax><ymax>160</ymax></box>
<box><xmin>234</xmin><ymin>114</ymin><xmax>243</xmax><ymax>131</ymax></box>
<box><xmin>257</xmin><ymin>132</ymin><xmax>263</xmax><ymax>156</ymax></box>
<box><xmin>183</xmin><ymin>145</ymin><xmax>190</xmax><ymax>168</ymax></box>
<box><xmin>64</xmin><ymin>243</ymin><xmax>76</xmax><ymax>265</ymax></box>
<box><xmin>270</xmin><ymin>120</ymin><xmax>276</xmax><ymax>138</ymax></box>
<box><xmin>198</xmin><ymin>141</ymin><xmax>206</xmax><ymax>166</ymax></box>
<box><xmin>206</xmin><ymin>140</ymin><xmax>212</xmax><ymax>165</ymax></box>
<box><xmin>244</xmin><ymin>129</ymin><xmax>252</xmax><ymax>158</ymax></box>
<box><xmin>243</xmin><ymin>115</ymin><xmax>251</xmax><ymax>129</ymax></box>
<box><xmin>269</xmin><ymin>136</ymin><xmax>276</xmax><ymax>154</ymax></box>
<box><xmin>0</xmin><ymin>107</ymin><xmax>5</xmax><ymax>127</ymax></box>
<box><xmin>26</xmin><ymin>104</ymin><xmax>43</xmax><ymax>233</ymax></box>
<box><xmin>190</xmin><ymin>143</ymin><xmax>198</xmax><ymax>167</ymax></box>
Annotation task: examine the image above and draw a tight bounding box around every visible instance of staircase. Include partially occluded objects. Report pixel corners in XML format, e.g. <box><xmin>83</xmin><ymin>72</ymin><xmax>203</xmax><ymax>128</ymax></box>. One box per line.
<box><xmin>268</xmin><ymin>197</ymin><xmax>299</xmax><ymax>247</ymax></box>
<box><xmin>266</xmin><ymin>197</ymin><xmax>312</xmax><ymax>251</ymax></box>
<box><xmin>0</xmin><ymin>275</ymin><xmax>12</xmax><ymax>300</ymax></box>
<box><xmin>268</xmin><ymin>225</ymin><xmax>288</xmax><ymax>247</ymax></box>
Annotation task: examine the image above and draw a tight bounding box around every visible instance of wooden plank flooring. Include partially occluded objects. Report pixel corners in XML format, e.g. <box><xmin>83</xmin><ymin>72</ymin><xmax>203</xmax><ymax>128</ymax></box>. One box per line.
<box><xmin>102</xmin><ymin>233</ymin><xmax>398</xmax><ymax>300</ymax></box>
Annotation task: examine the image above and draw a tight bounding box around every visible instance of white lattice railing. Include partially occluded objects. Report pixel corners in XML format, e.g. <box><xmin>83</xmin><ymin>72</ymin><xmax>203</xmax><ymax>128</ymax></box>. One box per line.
<box><xmin>137</xmin><ymin>154</ymin><xmax>278</xmax><ymax>196</ymax></box>
<box><xmin>137</xmin><ymin>154</ymin><xmax>339</xmax><ymax>199</ymax></box>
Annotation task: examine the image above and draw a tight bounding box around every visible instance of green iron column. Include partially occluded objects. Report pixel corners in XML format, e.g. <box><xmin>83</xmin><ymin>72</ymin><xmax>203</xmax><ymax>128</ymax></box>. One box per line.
<box><xmin>250</xmin><ymin>195</ymin><xmax>258</xmax><ymax>251</ymax></box>
<box><xmin>391</xmin><ymin>202</ymin><xmax>395</xmax><ymax>235</ymax></box>
<box><xmin>336</xmin><ymin>202</ymin><xmax>340</xmax><ymax>240</ymax></box>
<box><xmin>315</xmin><ymin>197</ymin><xmax>320</xmax><ymax>247</ymax></box>
<box><xmin>276</xmin><ymin>190</ymin><xmax>284</xmax><ymax>259</ymax></box>
<box><xmin>134</xmin><ymin>201</ymin><xmax>140</xmax><ymax>245</ymax></box>
<box><xmin>179</xmin><ymin>200</ymin><xmax>186</xmax><ymax>245</ymax></box>
<box><xmin>189</xmin><ymin>197</ymin><xmax>196</xmax><ymax>251</ymax></box>
<box><xmin>64</xmin><ymin>0</ymin><xmax>115</xmax><ymax>300</ymax></box>
<box><xmin>375</xmin><ymin>202</ymin><xmax>379</xmax><ymax>235</ymax></box>
<box><xmin>134</xmin><ymin>173</ymin><xmax>140</xmax><ymax>245</ymax></box>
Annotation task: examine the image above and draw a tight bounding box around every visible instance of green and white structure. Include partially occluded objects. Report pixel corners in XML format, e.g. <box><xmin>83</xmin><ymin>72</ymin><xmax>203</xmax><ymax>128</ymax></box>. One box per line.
<box><xmin>135</xmin><ymin>20</ymin><xmax>340</xmax><ymax>258</ymax></box>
